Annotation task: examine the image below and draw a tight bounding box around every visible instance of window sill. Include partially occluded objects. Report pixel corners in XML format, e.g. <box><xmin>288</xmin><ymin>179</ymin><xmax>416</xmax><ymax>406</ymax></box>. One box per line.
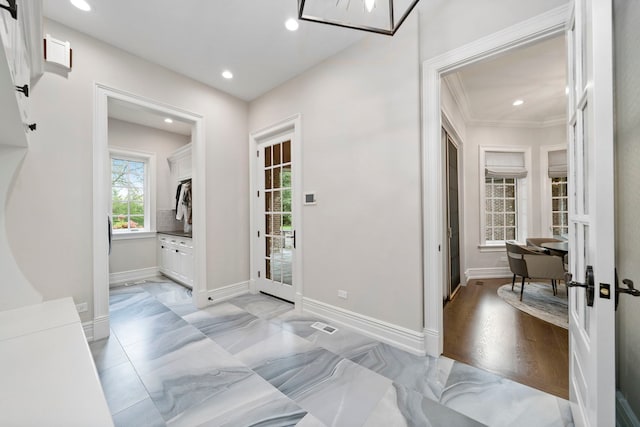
<box><xmin>112</xmin><ymin>231</ymin><xmax>157</xmax><ymax>241</ymax></box>
<box><xmin>478</xmin><ymin>241</ymin><xmax>525</xmax><ymax>252</ymax></box>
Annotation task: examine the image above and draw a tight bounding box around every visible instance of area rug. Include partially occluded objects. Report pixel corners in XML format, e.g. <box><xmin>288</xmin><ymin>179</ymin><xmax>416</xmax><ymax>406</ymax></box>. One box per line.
<box><xmin>497</xmin><ymin>282</ymin><xmax>568</xmax><ymax>329</ymax></box>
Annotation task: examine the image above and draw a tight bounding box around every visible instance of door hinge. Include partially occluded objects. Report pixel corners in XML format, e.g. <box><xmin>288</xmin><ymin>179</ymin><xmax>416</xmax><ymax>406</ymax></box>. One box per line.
<box><xmin>258</xmin><ymin>271</ymin><xmax>261</xmax><ymax>278</ymax></box>
<box><xmin>257</xmin><ymin>190</ymin><xmax>260</xmax><ymax>197</ymax></box>
<box><xmin>257</xmin><ymin>230</ymin><xmax>260</xmax><ymax>238</ymax></box>
<box><xmin>257</xmin><ymin>150</ymin><xmax>259</xmax><ymax>157</ymax></box>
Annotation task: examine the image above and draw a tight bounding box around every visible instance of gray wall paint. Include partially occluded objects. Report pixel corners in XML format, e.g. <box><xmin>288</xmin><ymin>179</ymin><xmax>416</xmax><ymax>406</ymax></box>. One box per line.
<box><xmin>250</xmin><ymin>16</ymin><xmax>423</xmax><ymax>330</ymax></box>
<box><xmin>614</xmin><ymin>0</ymin><xmax>640</xmax><ymax>418</ymax></box>
<box><xmin>5</xmin><ymin>19</ymin><xmax>249</xmax><ymax>322</ymax></box>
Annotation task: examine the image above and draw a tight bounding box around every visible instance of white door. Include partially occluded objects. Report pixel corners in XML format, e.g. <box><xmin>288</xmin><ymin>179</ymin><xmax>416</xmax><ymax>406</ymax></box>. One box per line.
<box><xmin>255</xmin><ymin>133</ymin><xmax>296</xmax><ymax>302</ymax></box>
<box><xmin>566</xmin><ymin>1</ymin><xmax>615</xmax><ymax>425</ymax></box>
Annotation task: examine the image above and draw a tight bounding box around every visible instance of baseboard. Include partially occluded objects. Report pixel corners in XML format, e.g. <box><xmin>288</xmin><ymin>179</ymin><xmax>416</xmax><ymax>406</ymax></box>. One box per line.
<box><xmin>81</xmin><ymin>315</ymin><xmax>110</xmax><ymax>342</ymax></box>
<box><xmin>206</xmin><ymin>281</ymin><xmax>250</xmax><ymax>304</ymax></box>
<box><xmin>82</xmin><ymin>320</ymin><xmax>94</xmax><ymax>342</ymax></box>
<box><xmin>617</xmin><ymin>391</ymin><xmax>640</xmax><ymax>427</ymax></box>
<box><xmin>423</xmin><ymin>327</ymin><xmax>441</xmax><ymax>358</ymax></box>
<box><xmin>465</xmin><ymin>267</ymin><xmax>512</xmax><ymax>283</ymax></box>
<box><xmin>301</xmin><ymin>297</ymin><xmax>426</xmax><ymax>356</ymax></box>
<box><xmin>109</xmin><ymin>267</ymin><xmax>159</xmax><ymax>286</ymax></box>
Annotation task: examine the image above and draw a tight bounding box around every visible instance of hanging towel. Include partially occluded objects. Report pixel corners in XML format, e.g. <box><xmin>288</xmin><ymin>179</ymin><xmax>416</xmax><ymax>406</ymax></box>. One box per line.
<box><xmin>175</xmin><ymin>184</ymin><xmax>182</xmax><ymax>212</ymax></box>
<box><xmin>176</xmin><ymin>183</ymin><xmax>187</xmax><ymax>220</ymax></box>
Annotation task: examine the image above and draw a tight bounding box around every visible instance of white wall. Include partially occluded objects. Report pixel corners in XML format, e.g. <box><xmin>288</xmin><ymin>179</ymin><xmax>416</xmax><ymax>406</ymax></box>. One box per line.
<box><xmin>5</xmin><ymin>19</ymin><xmax>249</xmax><ymax>322</ymax></box>
<box><xmin>108</xmin><ymin>118</ymin><xmax>189</xmax><ymax>276</ymax></box>
<box><xmin>614</xmin><ymin>0</ymin><xmax>640</xmax><ymax>418</ymax></box>
<box><xmin>250</xmin><ymin>16</ymin><xmax>423</xmax><ymax>331</ymax></box>
<box><xmin>462</xmin><ymin>125</ymin><xmax>566</xmax><ymax>278</ymax></box>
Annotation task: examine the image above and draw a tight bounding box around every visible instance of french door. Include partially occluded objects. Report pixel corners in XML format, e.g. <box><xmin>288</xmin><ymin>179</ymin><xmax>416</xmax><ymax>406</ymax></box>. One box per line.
<box><xmin>566</xmin><ymin>1</ymin><xmax>616</xmax><ymax>425</ymax></box>
<box><xmin>255</xmin><ymin>133</ymin><xmax>296</xmax><ymax>302</ymax></box>
<box><xmin>444</xmin><ymin>128</ymin><xmax>461</xmax><ymax>300</ymax></box>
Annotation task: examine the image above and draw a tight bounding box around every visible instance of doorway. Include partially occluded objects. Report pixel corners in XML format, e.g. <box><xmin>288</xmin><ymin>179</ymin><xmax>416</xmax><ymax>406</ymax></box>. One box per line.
<box><xmin>443</xmin><ymin>126</ymin><xmax>461</xmax><ymax>301</ymax></box>
<box><xmin>92</xmin><ymin>84</ymin><xmax>206</xmax><ymax>341</ymax></box>
<box><xmin>250</xmin><ymin>115</ymin><xmax>302</xmax><ymax>306</ymax></box>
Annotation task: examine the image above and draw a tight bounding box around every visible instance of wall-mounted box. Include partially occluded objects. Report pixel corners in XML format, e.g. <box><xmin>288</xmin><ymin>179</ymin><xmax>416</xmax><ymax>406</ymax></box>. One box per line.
<box><xmin>44</xmin><ymin>34</ymin><xmax>72</xmax><ymax>70</ymax></box>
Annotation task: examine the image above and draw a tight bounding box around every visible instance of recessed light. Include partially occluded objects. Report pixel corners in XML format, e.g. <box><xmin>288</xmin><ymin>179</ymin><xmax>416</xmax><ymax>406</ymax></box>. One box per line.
<box><xmin>164</xmin><ymin>118</ymin><xmax>173</xmax><ymax>124</ymax></box>
<box><xmin>512</xmin><ymin>99</ymin><xmax>524</xmax><ymax>106</ymax></box>
<box><xmin>70</xmin><ymin>0</ymin><xmax>91</xmax><ymax>11</ymax></box>
<box><xmin>285</xmin><ymin>18</ymin><xmax>299</xmax><ymax>31</ymax></box>
<box><xmin>222</xmin><ymin>70</ymin><xmax>233</xmax><ymax>79</ymax></box>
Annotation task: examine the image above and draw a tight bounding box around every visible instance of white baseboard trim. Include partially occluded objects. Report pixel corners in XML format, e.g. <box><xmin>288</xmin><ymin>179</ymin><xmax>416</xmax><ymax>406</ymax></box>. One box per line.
<box><xmin>206</xmin><ymin>281</ymin><xmax>250</xmax><ymax>304</ymax></box>
<box><xmin>617</xmin><ymin>391</ymin><xmax>640</xmax><ymax>427</ymax></box>
<box><xmin>109</xmin><ymin>267</ymin><xmax>160</xmax><ymax>286</ymax></box>
<box><xmin>465</xmin><ymin>267</ymin><xmax>512</xmax><ymax>283</ymax></box>
<box><xmin>302</xmin><ymin>297</ymin><xmax>426</xmax><ymax>356</ymax></box>
<box><xmin>82</xmin><ymin>321</ymin><xmax>94</xmax><ymax>342</ymax></box>
<box><xmin>81</xmin><ymin>315</ymin><xmax>110</xmax><ymax>342</ymax></box>
<box><xmin>423</xmin><ymin>327</ymin><xmax>441</xmax><ymax>358</ymax></box>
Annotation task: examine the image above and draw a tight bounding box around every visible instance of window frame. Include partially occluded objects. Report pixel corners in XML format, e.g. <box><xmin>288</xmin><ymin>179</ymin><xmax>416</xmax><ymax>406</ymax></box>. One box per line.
<box><xmin>539</xmin><ymin>144</ymin><xmax>568</xmax><ymax>236</ymax></box>
<box><xmin>478</xmin><ymin>146</ymin><xmax>531</xmax><ymax>249</ymax></box>
<box><xmin>109</xmin><ymin>147</ymin><xmax>157</xmax><ymax>239</ymax></box>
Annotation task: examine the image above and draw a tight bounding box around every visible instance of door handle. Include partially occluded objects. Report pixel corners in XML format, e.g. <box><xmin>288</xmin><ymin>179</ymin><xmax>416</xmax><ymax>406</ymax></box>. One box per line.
<box><xmin>107</xmin><ymin>216</ymin><xmax>112</xmax><ymax>255</ymax></box>
<box><xmin>293</xmin><ymin>230</ymin><xmax>296</xmax><ymax>249</ymax></box>
<box><xmin>565</xmin><ymin>265</ymin><xmax>595</xmax><ymax>307</ymax></box>
<box><xmin>615</xmin><ymin>270</ymin><xmax>640</xmax><ymax>310</ymax></box>
<box><xmin>0</xmin><ymin>0</ymin><xmax>17</xmax><ymax>20</ymax></box>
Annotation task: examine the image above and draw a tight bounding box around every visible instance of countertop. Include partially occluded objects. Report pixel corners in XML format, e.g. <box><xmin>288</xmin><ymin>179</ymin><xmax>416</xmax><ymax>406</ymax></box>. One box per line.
<box><xmin>158</xmin><ymin>230</ymin><xmax>193</xmax><ymax>238</ymax></box>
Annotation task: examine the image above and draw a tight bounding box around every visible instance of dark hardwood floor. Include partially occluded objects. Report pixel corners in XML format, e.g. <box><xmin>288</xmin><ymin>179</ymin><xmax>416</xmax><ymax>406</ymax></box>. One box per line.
<box><xmin>444</xmin><ymin>278</ymin><xmax>569</xmax><ymax>399</ymax></box>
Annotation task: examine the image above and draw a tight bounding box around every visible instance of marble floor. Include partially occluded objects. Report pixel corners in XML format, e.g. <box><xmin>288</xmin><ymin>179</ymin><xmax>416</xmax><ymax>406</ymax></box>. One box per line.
<box><xmin>90</xmin><ymin>277</ymin><xmax>574</xmax><ymax>427</ymax></box>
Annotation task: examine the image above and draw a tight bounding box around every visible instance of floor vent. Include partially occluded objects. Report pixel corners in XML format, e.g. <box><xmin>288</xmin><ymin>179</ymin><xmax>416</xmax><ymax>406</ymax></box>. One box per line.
<box><xmin>310</xmin><ymin>321</ymin><xmax>338</xmax><ymax>335</ymax></box>
<box><xmin>476</xmin><ymin>281</ymin><xmax>484</xmax><ymax>286</ymax></box>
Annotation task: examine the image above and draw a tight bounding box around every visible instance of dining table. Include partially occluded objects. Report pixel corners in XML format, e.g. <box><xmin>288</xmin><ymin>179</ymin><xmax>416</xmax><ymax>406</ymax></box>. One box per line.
<box><xmin>541</xmin><ymin>241</ymin><xmax>569</xmax><ymax>256</ymax></box>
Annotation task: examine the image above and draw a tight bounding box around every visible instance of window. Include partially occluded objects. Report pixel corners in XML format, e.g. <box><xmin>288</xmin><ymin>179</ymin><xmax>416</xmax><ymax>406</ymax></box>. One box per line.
<box><xmin>110</xmin><ymin>148</ymin><xmax>155</xmax><ymax>234</ymax></box>
<box><xmin>551</xmin><ymin>177</ymin><xmax>568</xmax><ymax>235</ymax></box>
<box><xmin>546</xmin><ymin>148</ymin><xmax>568</xmax><ymax>236</ymax></box>
<box><xmin>480</xmin><ymin>148</ymin><xmax>529</xmax><ymax>246</ymax></box>
<box><xmin>485</xmin><ymin>177</ymin><xmax>518</xmax><ymax>241</ymax></box>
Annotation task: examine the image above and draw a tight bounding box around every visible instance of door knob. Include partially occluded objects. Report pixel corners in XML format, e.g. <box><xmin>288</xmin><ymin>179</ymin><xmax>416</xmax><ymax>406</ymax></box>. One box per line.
<box><xmin>615</xmin><ymin>270</ymin><xmax>640</xmax><ymax>310</ymax></box>
<box><xmin>565</xmin><ymin>265</ymin><xmax>595</xmax><ymax>307</ymax></box>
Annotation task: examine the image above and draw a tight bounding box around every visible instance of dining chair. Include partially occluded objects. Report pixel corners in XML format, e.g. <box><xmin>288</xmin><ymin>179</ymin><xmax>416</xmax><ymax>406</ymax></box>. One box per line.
<box><xmin>505</xmin><ymin>241</ymin><xmax>566</xmax><ymax>301</ymax></box>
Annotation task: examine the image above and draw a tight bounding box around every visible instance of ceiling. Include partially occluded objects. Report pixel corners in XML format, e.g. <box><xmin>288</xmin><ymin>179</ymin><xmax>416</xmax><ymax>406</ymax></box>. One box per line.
<box><xmin>108</xmin><ymin>98</ymin><xmax>192</xmax><ymax>136</ymax></box>
<box><xmin>43</xmin><ymin>0</ymin><xmax>366</xmax><ymax>101</ymax></box>
<box><xmin>443</xmin><ymin>35</ymin><xmax>567</xmax><ymax>127</ymax></box>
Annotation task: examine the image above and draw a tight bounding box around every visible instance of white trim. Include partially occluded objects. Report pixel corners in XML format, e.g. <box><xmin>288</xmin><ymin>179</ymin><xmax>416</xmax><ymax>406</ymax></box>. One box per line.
<box><xmin>302</xmin><ymin>297</ymin><xmax>426</xmax><ymax>356</ymax></box>
<box><xmin>478</xmin><ymin>145</ymin><xmax>532</xmax><ymax>246</ymax></box>
<box><xmin>109</xmin><ymin>267</ymin><xmax>160</xmax><ymax>286</ymax></box>
<box><xmin>464</xmin><ymin>267</ymin><xmax>512</xmax><ymax>283</ymax></box>
<box><xmin>206</xmin><ymin>281</ymin><xmax>250</xmax><ymax>304</ymax></box>
<box><xmin>82</xmin><ymin>320</ymin><xmax>94</xmax><ymax>342</ymax></box>
<box><xmin>616</xmin><ymin>391</ymin><xmax>640</xmax><ymax>427</ymax></box>
<box><xmin>421</xmin><ymin>4</ymin><xmax>569</xmax><ymax>357</ymax></box>
<box><xmin>249</xmin><ymin>114</ymin><xmax>303</xmax><ymax>306</ymax></box>
<box><xmin>93</xmin><ymin>83</ymin><xmax>206</xmax><ymax>341</ymax></box>
<box><xmin>112</xmin><ymin>231</ymin><xmax>157</xmax><ymax>241</ymax></box>
<box><xmin>109</xmin><ymin>146</ymin><xmax>157</xmax><ymax>233</ymax></box>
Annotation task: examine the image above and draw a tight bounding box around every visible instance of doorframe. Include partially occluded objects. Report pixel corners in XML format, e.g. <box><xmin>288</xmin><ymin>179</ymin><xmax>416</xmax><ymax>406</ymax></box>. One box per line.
<box><xmin>441</xmin><ymin>115</ymin><xmax>464</xmax><ymax>300</ymax></box>
<box><xmin>92</xmin><ymin>83</ymin><xmax>206</xmax><ymax>341</ymax></box>
<box><xmin>249</xmin><ymin>114</ymin><xmax>303</xmax><ymax>308</ymax></box>
<box><xmin>421</xmin><ymin>5</ymin><xmax>570</xmax><ymax>356</ymax></box>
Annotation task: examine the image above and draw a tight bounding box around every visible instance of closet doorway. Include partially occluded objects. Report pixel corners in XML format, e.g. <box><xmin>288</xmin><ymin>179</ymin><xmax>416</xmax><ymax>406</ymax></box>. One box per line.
<box><xmin>92</xmin><ymin>84</ymin><xmax>206</xmax><ymax>341</ymax></box>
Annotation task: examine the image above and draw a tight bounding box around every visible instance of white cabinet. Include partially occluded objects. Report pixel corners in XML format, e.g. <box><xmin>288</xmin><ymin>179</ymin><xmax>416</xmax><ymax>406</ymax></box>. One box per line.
<box><xmin>168</xmin><ymin>143</ymin><xmax>192</xmax><ymax>186</ymax></box>
<box><xmin>0</xmin><ymin>0</ymin><xmax>42</xmax><ymax>148</ymax></box>
<box><xmin>158</xmin><ymin>234</ymin><xmax>194</xmax><ymax>287</ymax></box>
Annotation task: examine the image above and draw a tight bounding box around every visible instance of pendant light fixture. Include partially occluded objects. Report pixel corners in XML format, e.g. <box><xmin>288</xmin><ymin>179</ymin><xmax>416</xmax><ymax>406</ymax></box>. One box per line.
<box><xmin>298</xmin><ymin>0</ymin><xmax>420</xmax><ymax>36</ymax></box>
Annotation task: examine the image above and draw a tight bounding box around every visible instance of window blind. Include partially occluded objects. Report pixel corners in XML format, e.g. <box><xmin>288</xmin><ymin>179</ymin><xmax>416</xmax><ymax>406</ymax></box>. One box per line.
<box><xmin>485</xmin><ymin>151</ymin><xmax>527</xmax><ymax>179</ymax></box>
<box><xmin>548</xmin><ymin>149</ymin><xmax>568</xmax><ymax>178</ymax></box>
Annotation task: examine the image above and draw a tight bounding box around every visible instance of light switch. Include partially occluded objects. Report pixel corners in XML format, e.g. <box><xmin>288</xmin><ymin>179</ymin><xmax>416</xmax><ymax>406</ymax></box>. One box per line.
<box><xmin>304</xmin><ymin>192</ymin><xmax>316</xmax><ymax>205</ymax></box>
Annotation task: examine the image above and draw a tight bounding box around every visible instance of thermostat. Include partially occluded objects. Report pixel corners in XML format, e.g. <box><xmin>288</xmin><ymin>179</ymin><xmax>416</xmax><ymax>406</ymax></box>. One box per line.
<box><xmin>304</xmin><ymin>192</ymin><xmax>317</xmax><ymax>205</ymax></box>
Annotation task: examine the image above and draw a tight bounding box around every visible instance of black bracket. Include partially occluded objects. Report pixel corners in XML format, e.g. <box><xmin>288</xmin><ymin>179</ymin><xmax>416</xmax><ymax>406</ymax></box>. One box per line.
<box><xmin>615</xmin><ymin>270</ymin><xmax>640</xmax><ymax>310</ymax></box>
<box><xmin>565</xmin><ymin>265</ymin><xmax>595</xmax><ymax>307</ymax></box>
<box><xmin>0</xmin><ymin>0</ymin><xmax>17</xmax><ymax>20</ymax></box>
<box><xmin>16</xmin><ymin>84</ymin><xmax>29</xmax><ymax>97</ymax></box>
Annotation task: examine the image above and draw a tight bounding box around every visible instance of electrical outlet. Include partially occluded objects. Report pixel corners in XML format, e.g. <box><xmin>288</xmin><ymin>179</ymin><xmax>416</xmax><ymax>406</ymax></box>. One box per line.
<box><xmin>75</xmin><ymin>302</ymin><xmax>88</xmax><ymax>313</ymax></box>
<box><xmin>338</xmin><ymin>290</ymin><xmax>348</xmax><ymax>299</ymax></box>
